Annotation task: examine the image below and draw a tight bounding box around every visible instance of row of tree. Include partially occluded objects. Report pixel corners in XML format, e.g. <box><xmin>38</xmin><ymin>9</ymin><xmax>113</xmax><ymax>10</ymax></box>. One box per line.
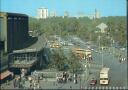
<box><xmin>29</xmin><ymin>16</ymin><xmax>126</xmax><ymax>71</ymax></box>
<box><xmin>29</xmin><ymin>16</ymin><xmax>126</xmax><ymax>47</ymax></box>
<box><xmin>48</xmin><ymin>48</ymin><xmax>82</xmax><ymax>73</ymax></box>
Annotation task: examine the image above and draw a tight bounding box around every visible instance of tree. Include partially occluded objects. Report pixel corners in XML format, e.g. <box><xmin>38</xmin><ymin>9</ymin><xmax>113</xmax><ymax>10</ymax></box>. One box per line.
<box><xmin>48</xmin><ymin>48</ymin><xmax>67</xmax><ymax>71</ymax></box>
<box><xmin>67</xmin><ymin>51</ymin><xmax>82</xmax><ymax>73</ymax></box>
<box><xmin>29</xmin><ymin>16</ymin><xmax>126</xmax><ymax>47</ymax></box>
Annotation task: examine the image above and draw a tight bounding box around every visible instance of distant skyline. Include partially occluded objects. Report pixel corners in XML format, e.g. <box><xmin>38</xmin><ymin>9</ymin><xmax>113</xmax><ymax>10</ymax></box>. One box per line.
<box><xmin>1</xmin><ymin>0</ymin><xmax>127</xmax><ymax>17</ymax></box>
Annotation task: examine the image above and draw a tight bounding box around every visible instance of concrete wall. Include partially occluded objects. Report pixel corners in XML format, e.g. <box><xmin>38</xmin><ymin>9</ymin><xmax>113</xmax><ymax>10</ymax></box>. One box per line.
<box><xmin>0</xmin><ymin>50</ymin><xmax>8</xmax><ymax>72</ymax></box>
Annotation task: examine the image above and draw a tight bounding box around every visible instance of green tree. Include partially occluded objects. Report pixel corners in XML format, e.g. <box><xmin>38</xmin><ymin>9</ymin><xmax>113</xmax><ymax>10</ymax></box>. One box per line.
<box><xmin>48</xmin><ymin>48</ymin><xmax>67</xmax><ymax>71</ymax></box>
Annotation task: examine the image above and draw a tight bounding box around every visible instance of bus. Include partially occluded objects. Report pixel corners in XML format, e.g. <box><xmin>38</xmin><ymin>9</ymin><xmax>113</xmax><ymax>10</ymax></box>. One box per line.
<box><xmin>100</xmin><ymin>68</ymin><xmax>110</xmax><ymax>85</ymax></box>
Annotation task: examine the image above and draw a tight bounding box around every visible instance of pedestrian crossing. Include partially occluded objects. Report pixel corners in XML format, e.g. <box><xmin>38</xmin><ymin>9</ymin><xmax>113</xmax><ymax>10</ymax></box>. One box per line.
<box><xmin>86</xmin><ymin>86</ymin><xmax>126</xmax><ymax>90</ymax></box>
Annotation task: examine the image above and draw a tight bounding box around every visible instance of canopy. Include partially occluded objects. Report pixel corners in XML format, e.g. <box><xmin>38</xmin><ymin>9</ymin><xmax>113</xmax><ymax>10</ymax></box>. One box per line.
<box><xmin>0</xmin><ymin>70</ymin><xmax>13</xmax><ymax>80</ymax></box>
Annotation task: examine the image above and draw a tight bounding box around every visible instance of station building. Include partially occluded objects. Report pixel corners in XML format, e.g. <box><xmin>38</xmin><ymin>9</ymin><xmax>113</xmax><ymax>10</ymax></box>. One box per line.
<box><xmin>0</xmin><ymin>12</ymin><xmax>29</xmax><ymax>53</ymax></box>
<box><xmin>0</xmin><ymin>12</ymin><xmax>49</xmax><ymax>81</ymax></box>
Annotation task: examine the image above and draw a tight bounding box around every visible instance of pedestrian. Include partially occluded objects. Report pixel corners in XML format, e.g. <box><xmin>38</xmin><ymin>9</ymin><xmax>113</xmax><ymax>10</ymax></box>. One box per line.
<box><xmin>119</xmin><ymin>59</ymin><xmax>121</xmax><ymax>63</ymax></box>
<box><xmin>70</xmin><ymin>86</ymin><xmax>72</xmax><ymax>89</ymax></box>
<box><xmin>13</xmin><ymin>79</ymin><xmax>16</xmax><ymax>88</ymax></box>
<box><xmin>37</xmin><ymin>84</ymin><xmax>39</xmax><ymax>89</ymax></box>
<box><xmin>6</xmin><ymin>80</ymin><xmax>9</xmax><ymax>85</ymax></box>
<box><xmin>53</xmin><ymin>82</ymin><xmax>55</xmax><ymax>86</ymax></box>
<box><xmin>81</xmin><ymin>86</ymin><xmax>83</xmax><ymax>89</ymax></box>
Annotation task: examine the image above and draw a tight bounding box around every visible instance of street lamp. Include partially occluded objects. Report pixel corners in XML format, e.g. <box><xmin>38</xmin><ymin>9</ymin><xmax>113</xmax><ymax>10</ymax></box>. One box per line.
<box><xmin>96</xmin><ymin>23</ymin><xmax>108</xmax><ymax>68</ymax></box>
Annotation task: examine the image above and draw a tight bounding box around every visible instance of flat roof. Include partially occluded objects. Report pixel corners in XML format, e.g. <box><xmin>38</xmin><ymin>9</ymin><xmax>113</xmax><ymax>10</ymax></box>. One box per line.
<box><xmin>0</xmin><ymin>12</ymin><xmax>28</xmax><ymax>17</ymax></box>
<box><xmin>100</xmin><ymin>68</ymin><xmax>110</xmax><ymax>73</ymax></box>
<box><xmin>12</xmin><ymin>35</ymin><xmax>46</xmax><ymax>54</ymax></box>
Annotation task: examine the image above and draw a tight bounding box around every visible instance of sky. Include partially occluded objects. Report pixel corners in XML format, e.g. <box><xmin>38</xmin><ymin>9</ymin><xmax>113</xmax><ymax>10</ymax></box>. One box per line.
<box><xmin>0</xmin><ymin>0</ymin><xmax>127</xmax><ymax>17</ymax></box>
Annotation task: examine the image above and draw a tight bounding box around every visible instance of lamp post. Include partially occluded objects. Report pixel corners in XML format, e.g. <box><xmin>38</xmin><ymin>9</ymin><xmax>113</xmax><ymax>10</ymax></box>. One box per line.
<box><xmin>96</xmin><ymin>23</ymin><xmax>108</xmax><ymax>68</ymax></box>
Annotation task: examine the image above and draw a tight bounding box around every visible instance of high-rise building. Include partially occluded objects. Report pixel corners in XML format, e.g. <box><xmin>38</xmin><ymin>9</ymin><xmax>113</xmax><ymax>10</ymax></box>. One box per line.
<box><xmin>63</xmin><ymin>11</ymin><xmax>69</xmax><ymax>18</ymax></box>
<box><xmin>77</xmin><ymin>12</ymin><xmax>85</xmax><ymax>18</ymax></box>
<box><xmin>0</xmin><ymin>12</ymin><xmax>29</xmax><ymax>53</ymax></box>
<box><xmin>49</xmin><ymin>11</ymin><xmax>56</xmax><ymax>17</ymax></box>
<box><xmin>87</xmin><ymin>14</ymin><xmax>95</xmax><ymax>20</ymax></box>
<box><xmin>37</xmin><ymin>7</ymin><xmax>48</xmax><ymax>19</ymax></box>
<box><xmin>0</xmin><ymin>12</ymin><xmax>29</xmax><ymax>80</ymax></box>
<box><xmin>95</xmin><ymin>9</ymin><xmax>101</xmax><ymax>19</ymax></box>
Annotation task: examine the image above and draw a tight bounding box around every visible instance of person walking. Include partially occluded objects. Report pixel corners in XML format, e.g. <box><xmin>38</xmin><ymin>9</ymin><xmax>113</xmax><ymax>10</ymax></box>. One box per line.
<box><xmin>70</xmin><ymin>86</ymin><xmax>72</xmax><ymax>89</ymax></box>
<box><xmin>13</xmin><ymin>79</ymin><xmax>16</xmax><ymax>88</ymax></box>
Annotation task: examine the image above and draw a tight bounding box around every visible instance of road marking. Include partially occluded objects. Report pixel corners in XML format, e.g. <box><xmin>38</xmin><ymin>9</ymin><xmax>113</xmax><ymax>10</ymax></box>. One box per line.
<box><xmin>102</xmin><ymin>86</ymin><xmax>104</xmax><ymax>89</ymax></box>
<box><xmin>123</xmin><ymin>86</ymin><xmax>125</xmax><ymax>89</ymax></box>
<box><xmin>95</xmin><ymin>87</ymin><xmax>98</xmax><ymax>90</ymax></box>
<box><xmin>113</xmin><ymin>86</ymin><xmax>115</xmax><ymax>89</ymax></box>
<box><xmin>116</xmin><ymin>87</ymin><xmax>119</xmax><ymax>89</ymax></box>
<box><xmin>109</xmin><ymin>86</ymin><xmax>111</xmax><ymax>89</ymax></box>
<box><xmin>84</xmin><ymin>86</ymin><xmax>87</xmax><ymax>89</ymax></box>
<box><xmin>105</xmin><ymin>86</ymin><xmax>108</xmax><ymax>89</ymax></box>
<box><xmin>88</xmin><ymin>87</ymin><xmax>90</xmax><ymax>89</ymax></box>
<box><xmin>119</xmin><ymin>87</ymin><xmax>122</xmax><ymax>89</ymax></box>
<box><xmin>99</xmin><ymin>86</ymin><xmax>101</xmax><ymax>89</ymax></box>
<box><xmin>92</xmin><ymin>86</ymin><xmax>94</xmax><ymax>89</ymax></box>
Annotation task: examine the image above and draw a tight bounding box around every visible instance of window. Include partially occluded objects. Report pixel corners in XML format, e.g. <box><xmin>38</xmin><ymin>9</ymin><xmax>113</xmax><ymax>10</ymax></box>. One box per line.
<box><xmin>18</xmin><ymin>17</ymin><xmax>21</xmax><ymax>20</ymax></box>
<box><xmin>100</xmin><ymin>78</ymin><xmax>108</xmax><ymax>80</ymax></box>
<box><xmin>7</xmin><ymin>17</ymin><xmax>12</xmax><ymax>20</ymax></box>
<box><xmin>14</xmin><ymin>17</ymin><xmax>17</xmax><ymax>20</ymax></box>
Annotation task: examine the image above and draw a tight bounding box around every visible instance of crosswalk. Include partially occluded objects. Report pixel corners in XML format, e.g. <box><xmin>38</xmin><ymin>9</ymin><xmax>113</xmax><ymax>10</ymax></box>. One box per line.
<box><xmin>86</xmin><ymin>86</ymin><xmax>126</xmax><ymax>90</ymax></box>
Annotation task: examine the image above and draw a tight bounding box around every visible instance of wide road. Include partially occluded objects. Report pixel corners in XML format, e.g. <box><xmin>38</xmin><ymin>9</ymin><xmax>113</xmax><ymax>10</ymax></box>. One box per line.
<box><xmin>64</xmin><ymin>36</ymin><xmax>127</xmax><ymax>88</ymax></box>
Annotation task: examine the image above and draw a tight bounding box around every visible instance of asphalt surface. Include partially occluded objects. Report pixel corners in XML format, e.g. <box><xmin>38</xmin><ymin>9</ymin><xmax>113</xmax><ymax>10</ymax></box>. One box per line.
<box><xmin>0</xmin><ymin>35</ymin><xmax>127</xmax><ymax>89</ymax></box>
<box><xmin>62</xmin><ymin>36</ymin><xmax>127</xmax><ymax>88</ymax></box>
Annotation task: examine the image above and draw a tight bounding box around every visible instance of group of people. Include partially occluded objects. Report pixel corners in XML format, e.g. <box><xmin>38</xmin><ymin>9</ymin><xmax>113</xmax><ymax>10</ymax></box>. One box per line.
<box><xmin>13</xmin><ymin>76</ymin><xmax>22</xmax><ymax>88</ymax></box>
<box><xmin>56</xmin><ymin>72</ymin><xmax>81</xmax><ymax>85</ymax></box>
<box><xmin>119</xmin><ymin>55</ymin><xmax>126</xmax><ymax>63</ymax></box>
<box><xmin>56</xmin><ymin>72</ymin><xmax>70</xmax><ymax>83</ymax></box>
<box><xmin>13</xmin><ymin>75</ymin><xmax>41</xmax><ymax>89</ymax></box>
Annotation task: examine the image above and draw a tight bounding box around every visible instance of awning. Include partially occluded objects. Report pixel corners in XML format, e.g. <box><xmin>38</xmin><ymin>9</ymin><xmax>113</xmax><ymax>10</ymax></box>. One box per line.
<box><xmin>0</xmin><ymin>70</ymin><xmax>13</xmax><ymax>80</ymax></box>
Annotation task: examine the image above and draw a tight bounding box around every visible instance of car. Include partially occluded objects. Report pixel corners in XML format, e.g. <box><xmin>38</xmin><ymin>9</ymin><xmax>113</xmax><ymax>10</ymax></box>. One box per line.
<box><xmin>120</xmin><ymin>48</ymin><xmax>126</xmax><ymax>51</ymax></box>
<box><xmin>90</xmin><ymin>78</ymin><xmax>97</xmax><ymax>85</ymax></box>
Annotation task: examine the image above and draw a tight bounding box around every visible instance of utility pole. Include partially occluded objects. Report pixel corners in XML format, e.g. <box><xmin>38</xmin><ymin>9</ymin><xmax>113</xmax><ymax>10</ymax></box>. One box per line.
<box><xmin>96</xmin><ymin>23</ymin><xmax>108</xmax><ymax>68</ymax></box>
<box><xmin>101</xmin><ymin>47</ymin><xmax>103</xmax><ymax>67</ymax></box>
<box><xmin>84</xmin><ymin>55</ymin><xmax>88</xmax><ymax>81</ymax></box>
<box><xmin>99</xmin><ymin>35</ymin><xmax>104</xmax><ymax>67</ymax></box>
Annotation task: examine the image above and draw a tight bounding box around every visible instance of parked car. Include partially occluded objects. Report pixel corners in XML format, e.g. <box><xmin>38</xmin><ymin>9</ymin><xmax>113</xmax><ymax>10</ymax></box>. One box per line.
<box><xmin>90</xmin><ymin>78</ymin><xmax>97</xmax><ymax>85</ymax></box>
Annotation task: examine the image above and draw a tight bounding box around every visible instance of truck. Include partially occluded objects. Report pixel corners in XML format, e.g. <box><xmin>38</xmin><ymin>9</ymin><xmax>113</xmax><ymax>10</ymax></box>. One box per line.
<box><xmin>100</xmin><ymin>68</ymin><xmax>110</xmax><ymax>85</ymax></box>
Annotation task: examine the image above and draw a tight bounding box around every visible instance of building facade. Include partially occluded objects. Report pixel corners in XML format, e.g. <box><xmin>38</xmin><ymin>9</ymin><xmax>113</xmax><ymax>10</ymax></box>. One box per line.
<box><xmin>63</xmin><ymin>11</ymin><xmax>69</xmax><ymax>18</ymax></box>
<box><xmin>0</xmin><ymin>12</ymin><xmax>29</xmax><ymax>53</ymax></box>
<box><xmin>0</xmin><ymin>12</ymin><xmax>29</xmax><ymax>81</ymax></box>
<box><xmin>49</xmin><ymin>11</ymin><xmax>56</xmax><ymax>17</ymax></box>
<box><xmin>37</xmin><ymin>8</ymin><xmax>48</xmax><ymax>19</ymax></box>
<box><xmin>95</xmin><ymin>9</ymin><xmax>101</xmax><ymax>19</ymax></box>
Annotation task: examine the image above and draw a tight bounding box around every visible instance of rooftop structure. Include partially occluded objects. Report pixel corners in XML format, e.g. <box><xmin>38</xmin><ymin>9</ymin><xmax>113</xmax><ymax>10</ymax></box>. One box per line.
<box><xmin>100</xmin><ymin>68</ymin><xmax>110</xmax><ymax>74</ymax></box>
<box><xmin>96</xmin><ymin>23</ymin><xmax>108</xmax><ymax>33</ymax></box>
<box><xmin>9</xmin><ymin>35</ymin><xmax>48</xmax><ymax>69</ymax></box>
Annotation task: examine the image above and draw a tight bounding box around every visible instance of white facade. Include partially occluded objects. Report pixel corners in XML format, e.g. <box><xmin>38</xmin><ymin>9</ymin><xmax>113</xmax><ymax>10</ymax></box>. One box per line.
<box><xmin>49</xmin><ymin>11</ymin><xmax>56</xmax><ymax>17</ymax></box>
<box><xmin>63</xmin><ymin>11</ymin><xmax>69</xmax><ymax>18</ymax></box>
<box><xmin>87</xmin><ymin>14</ymin><xmax>95</xmax><ymax>19</ymax></box>
<box><xmin>96</xmin><ymin>23</ymin><xmax>108</xmax><ymax>33</ymax></box>
<box><xmin>95</xmin><ymin>9</ymin><xmax>101</xmax><ymax>19</ymax></box>
<box><xmin>100</xmin><ymin>68</ymin><xmax>110</xmax><ymax>85</ymax></box>
<box><xmin>37</xmin><ymin>7</ymin><xmax>48</xmax><ymax>19</ymax></box>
